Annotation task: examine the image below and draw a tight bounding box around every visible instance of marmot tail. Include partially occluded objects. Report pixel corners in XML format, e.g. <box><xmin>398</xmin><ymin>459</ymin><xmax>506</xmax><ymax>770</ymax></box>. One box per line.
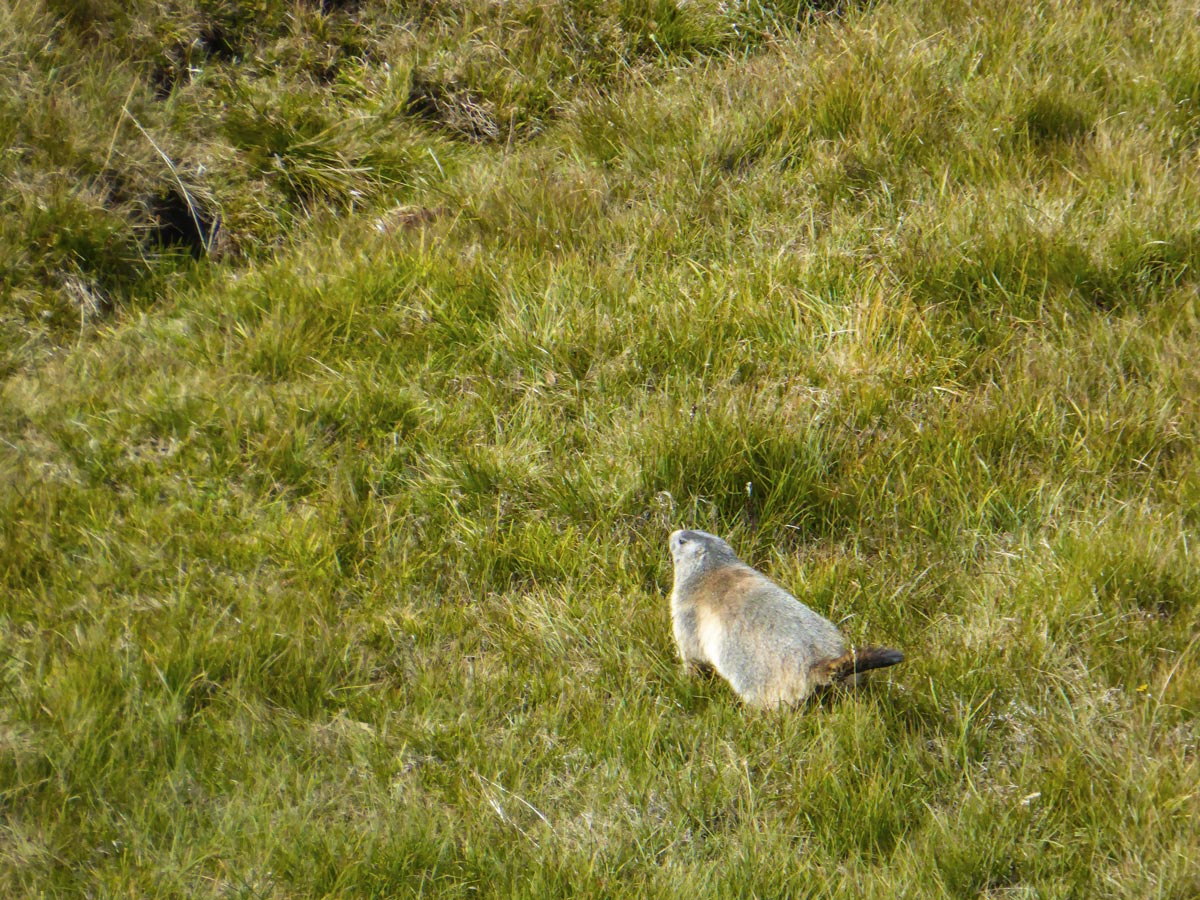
<box><xmin>812</xmin><ymin>647</ymin><xmax>905</xmax><ymax>685</ymax></box>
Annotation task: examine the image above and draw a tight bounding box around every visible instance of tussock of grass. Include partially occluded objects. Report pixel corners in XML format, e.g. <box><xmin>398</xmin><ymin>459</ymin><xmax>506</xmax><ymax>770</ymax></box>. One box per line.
<box><xmin>3</xmin><ymin>0</ymin><xmax>1200</xmax><ymax>896</ymax></box>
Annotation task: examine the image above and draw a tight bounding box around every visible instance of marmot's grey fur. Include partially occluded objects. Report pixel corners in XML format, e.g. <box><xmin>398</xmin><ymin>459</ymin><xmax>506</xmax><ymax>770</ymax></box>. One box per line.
<box><xmin>668</xmin><ymin>529</ymin><xmax>903</xmax><ymax>708</ymax></box>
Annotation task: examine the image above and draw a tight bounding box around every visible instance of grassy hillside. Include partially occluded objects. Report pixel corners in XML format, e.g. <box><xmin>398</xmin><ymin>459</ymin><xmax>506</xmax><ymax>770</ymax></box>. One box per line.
<box><xmin>3</xmin><ymin>0</ymin><xmax>1199</xmax><ymax>896</ymax></box>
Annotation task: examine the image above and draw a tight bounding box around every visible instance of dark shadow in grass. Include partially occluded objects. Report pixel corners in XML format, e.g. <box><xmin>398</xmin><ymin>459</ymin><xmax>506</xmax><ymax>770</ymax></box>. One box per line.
<box><xmin>144</xmin><ymin>186</ymin><xmax>220</xmax><ymax>257</ymax></box>
<box><xmin>715</xmin><ymin>140</ymin><xmax>767</xmax><ymax>177</ymax></box>
<box><xmin>641</xmin><ymin>413</ymin><xmax>858</xmax><ymax>541</ymax></box>
<box><xmin>744</xmin><ymin>0</ymin><xmax>858</xmax><ymax>31</ymax></box>
<box><xmin>667</xmin><ymin>665</ymin><xmax>724</xmax><ymax>715</ymax></box>
<box><xmin>407</xmin><ymin>72</ymin><xmax>501</xmax><ymax>143</ymax></box>
<box><xmin>1021</xmin><ymin>89</ymin><xmax>1096</xmax><ymax>146</ymax></box>
<box><xmin>197</xmin><ymin>22</ymin><xmax>240</xmax><ymax>62</ymax></box>
<box><xmin>150</xmin><ymin>23</ymin><xmax>241</xmax><ymax>98</ymax></box>
<box><xmin>908</xmin><ymin>220</ymin><xmax>1196</xmax><ymax>318</ymax></box>
<box><xmin>150</xmin><ymin>45</ymin><xmax>191</xmax><ymax>99</ymax></box>
<box><xmin>805</xmin><ymin>673</ymin><xmax>902</xmax><ymax>715</ymax></box>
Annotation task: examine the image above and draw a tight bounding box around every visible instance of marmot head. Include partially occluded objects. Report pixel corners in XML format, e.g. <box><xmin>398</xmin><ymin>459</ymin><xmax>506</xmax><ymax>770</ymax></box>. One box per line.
<box><xmin>669</xmin><ymin>529</ymin><xmax>740</xmax><ymax>583</ymax></box>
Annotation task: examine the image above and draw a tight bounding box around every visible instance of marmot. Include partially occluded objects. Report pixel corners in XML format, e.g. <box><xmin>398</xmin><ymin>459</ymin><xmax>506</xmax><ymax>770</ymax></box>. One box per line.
<box><xmin>668</xmin><ymin>529</ymin><xmax>903</xmax><ymax>708</ymax></box>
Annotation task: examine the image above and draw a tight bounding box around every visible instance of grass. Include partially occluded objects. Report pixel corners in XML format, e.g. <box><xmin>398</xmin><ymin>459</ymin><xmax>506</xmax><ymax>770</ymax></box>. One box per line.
<box><xmin>2</xmin><ymin>0</ymin><xmax>1199</xmax><ymax>896</ymax></box>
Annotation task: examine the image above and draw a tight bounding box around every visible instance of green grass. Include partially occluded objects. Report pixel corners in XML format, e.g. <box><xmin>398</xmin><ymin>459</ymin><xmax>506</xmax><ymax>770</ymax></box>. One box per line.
<box><xmin>3</xmin><ymin>0</ymin><xmax>1200</xmax><ymax>896</ymax></box>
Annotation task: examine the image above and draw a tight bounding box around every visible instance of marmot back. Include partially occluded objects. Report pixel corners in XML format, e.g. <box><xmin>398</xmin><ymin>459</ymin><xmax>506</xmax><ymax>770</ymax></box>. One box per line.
<box><xmin>667</xmin><ymin>529</ymin><xmax>903</xmax><ymax>708</ymax></box>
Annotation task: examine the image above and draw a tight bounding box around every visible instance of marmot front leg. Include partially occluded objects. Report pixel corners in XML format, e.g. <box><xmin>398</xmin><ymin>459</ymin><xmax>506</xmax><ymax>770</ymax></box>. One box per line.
<box><xmin>671</xmin><ymin>605</ymin><xmax>710</xmax><ymax>675</ymax></box>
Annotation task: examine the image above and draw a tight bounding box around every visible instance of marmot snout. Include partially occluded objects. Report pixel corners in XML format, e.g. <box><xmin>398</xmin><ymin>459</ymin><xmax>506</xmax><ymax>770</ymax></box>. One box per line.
<box><xmin>668</xmin><ymin>529</ymin><xmax>903</xmax><ymax>708</ymax></box>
